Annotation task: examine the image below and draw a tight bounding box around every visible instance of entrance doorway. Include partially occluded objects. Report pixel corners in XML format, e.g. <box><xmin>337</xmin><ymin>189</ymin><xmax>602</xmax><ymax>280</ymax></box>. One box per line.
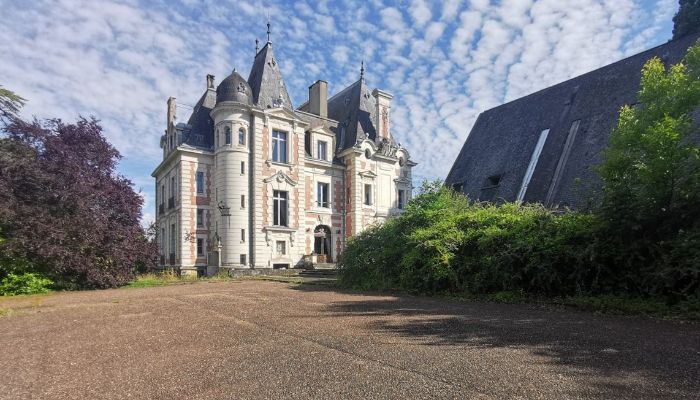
<box><xmin>313</xmin><ymin>225</ymin><xmax>332</xmax><ymax>263</ymax></box>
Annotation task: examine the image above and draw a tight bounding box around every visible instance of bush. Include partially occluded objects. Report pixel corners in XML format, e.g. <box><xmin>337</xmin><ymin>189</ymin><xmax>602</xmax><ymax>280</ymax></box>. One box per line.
<box><xmin>0</xmin><ymin>272</ymin><xmax>53</xmax><ymax>295</ymax></box>
<box><xmin>338</xmin><ymin>183</ymin><xmax>698</xmax><ymax>303</ymax></box>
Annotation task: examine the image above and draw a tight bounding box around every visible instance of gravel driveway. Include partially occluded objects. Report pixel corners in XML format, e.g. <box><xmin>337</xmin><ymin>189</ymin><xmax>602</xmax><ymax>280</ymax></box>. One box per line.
<box><xmin>0</xmin><ymin>280</ymin><xmax>698</xmax><ymax>399</ymax></box>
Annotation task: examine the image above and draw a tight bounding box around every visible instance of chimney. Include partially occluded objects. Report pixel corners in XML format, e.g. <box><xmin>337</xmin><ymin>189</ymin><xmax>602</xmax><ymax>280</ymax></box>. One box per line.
<box><xmin>308</xmin><ymin>80</ymin><xmax>328</xmax><ymax>118</ymax></box>
<box><xmin>372</xmin><ymin>89</ymin><xmax>393</xmax><ymax>140</ymax></box>
<box><xmin>206</xmin><ymin>74</ymin><xmax>215</xmax><ymax>89</ymax></box>
<box><xmin>167</xmin><ymin>96</ymin><xmax>177</xmax><ymax>134</ymax></box>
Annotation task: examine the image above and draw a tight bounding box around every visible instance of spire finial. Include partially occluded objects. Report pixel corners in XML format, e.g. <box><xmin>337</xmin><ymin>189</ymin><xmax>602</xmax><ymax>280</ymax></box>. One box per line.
<box><xmin>360</xmin><ymin>60</ymin><xmax>365</xmax><ymax>82</ymax></box>
<box><xmin>266</xmin><ymin>17</ymin><xmax>271</xmax><ymax>43</ymax></box>
<box><xmin>255</xmin><ymin>38</ymin><xmax>259</xmax><ymax>54</ymax></box>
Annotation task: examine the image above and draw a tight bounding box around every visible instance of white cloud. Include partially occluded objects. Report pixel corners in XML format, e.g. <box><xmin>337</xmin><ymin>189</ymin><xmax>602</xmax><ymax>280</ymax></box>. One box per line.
<box><xmin>0</xmin><ymin>0</ymin><xmax>677</xmax><ymax>217</ymax></box>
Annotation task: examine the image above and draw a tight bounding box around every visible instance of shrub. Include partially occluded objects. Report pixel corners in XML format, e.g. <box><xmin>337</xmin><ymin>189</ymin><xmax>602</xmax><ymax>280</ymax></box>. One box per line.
<box><xmin>0</xmin><ymin>272</ymin><xmax>53</xmax><ymax>295</ymax></box>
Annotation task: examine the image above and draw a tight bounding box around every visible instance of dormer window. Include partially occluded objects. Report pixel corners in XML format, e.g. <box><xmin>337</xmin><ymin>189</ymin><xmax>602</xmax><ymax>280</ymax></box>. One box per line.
<box><xmin>225</xmin><ymin>127</ymin><xmax>232</xmax><ymax>145</ymax></box>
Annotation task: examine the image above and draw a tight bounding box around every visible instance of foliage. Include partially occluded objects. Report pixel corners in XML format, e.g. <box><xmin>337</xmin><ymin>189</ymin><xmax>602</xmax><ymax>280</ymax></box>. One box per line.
<box><xmin>0</xmin><ymin>85</ymin><xmax>25</xmax><ymax>125</ymax></box>
<box><xmin>673</xmin><ymin>0</ymin><xmax>700</xmax><ymax>40</ymax></box>
<box><xmin>339</xmin><ymin>184</ymin><xmax>605</xmax><ymax>296</ymax></box>
<box><xmin>597</xmin><ymin>40</ymin><xmax>700</xmax><ymax>299</ymax></box>
<box><xmin>0</xmin><ymin>273</ymin><xmax>53</xmax><ymax>296</ymax></box>
<box><xmin>0</xmin><ymin>117</ymin><xmax>157</xmax><ymax>288</ymax></box>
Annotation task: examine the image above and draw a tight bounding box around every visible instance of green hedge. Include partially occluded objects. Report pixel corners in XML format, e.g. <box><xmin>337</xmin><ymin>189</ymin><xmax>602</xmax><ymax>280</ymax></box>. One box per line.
<box><xmin>338</xmin><ymin>185</ymin><xmax>699</xmax><ymax>302</ymax></box>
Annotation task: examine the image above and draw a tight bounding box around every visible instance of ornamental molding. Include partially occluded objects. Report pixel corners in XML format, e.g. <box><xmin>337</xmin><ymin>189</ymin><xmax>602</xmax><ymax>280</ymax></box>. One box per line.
<box><xmin>358</xmin><ymin>171</ymin><xmax>377</xmax><ymax>179</ymax></box>
<box><xmin>263</xmin><ymin>170</ymin><xmax>298</xmax><ymax>186</ymax></box>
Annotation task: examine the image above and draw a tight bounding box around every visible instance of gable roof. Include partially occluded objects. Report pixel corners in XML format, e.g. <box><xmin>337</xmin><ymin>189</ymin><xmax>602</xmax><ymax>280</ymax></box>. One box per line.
<box><xmin>247</xmin><ymin>42</ymin><xmax>293</xmax><ymax>110</ymax></box>
<box><xmin>445</xmin><ymin>33</ymin><xmax>700</xmax><ymax>209</ymax></box>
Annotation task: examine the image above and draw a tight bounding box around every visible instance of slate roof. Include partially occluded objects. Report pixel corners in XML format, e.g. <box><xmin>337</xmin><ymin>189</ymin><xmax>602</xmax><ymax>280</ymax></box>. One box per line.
<box><xmin>247</xmin><ymin>42</ymin><xmax>293</xmax><ymax>110</ymax></box>
<box><xmin>326</xmin><ymin>79</ymin><xmax>378</xmax><ymax>151</ymax></box>
<box><xmin>216</xmin><ymin>70</ymin><xmax>253</xmax><ymax>105</ymax></box>
<box><xmin>445</xmin><ymin>33</ymin><xmax>700</xmax><ymax>209</ymax></box>
<box><xmin>180</xmin><ymin>88</ymin><xmax>216</xmax><ymax>150</ymax></box>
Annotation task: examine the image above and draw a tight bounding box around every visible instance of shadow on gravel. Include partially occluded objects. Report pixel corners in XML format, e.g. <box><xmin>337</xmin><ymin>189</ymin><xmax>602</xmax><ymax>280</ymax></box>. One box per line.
<box><xmin>291</xmin><ymin>283</ymin><xmax>700</xmax><ymax>398</ymax></box>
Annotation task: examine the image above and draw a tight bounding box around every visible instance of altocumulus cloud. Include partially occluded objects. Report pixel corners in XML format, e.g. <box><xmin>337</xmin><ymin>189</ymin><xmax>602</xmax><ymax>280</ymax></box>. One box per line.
<box><xmin>0</xmin><ymin>0</ymin><xmax>676</xmax><ymax>225</ymax></box>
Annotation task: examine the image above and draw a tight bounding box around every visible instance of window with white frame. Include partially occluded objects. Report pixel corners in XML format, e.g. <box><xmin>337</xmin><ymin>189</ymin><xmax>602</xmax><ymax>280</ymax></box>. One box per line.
<box><xmin>364</xmin><ymin>184</ymin><xmax>372</xmax><ymax>205</ymax></box>
<box><xmin>272</xmin><ymin>130</ymin><xmax>288</xmax><ymax>163</ymax></box>
<box><xmin>196</xmin><ymin>171</ymin><xmax>204</xmax><ymax>194</ymax></box>
<box><xmin>317</xmin><ymin>182</ymin><xmax>329</xmax><ymax>208</ymax></box>
<box><xmin>273</xmin><ymin>190</ymin><xmax>288</xmax><ymax>226</ymax></box>
<box><xmin>317</xmin><ymin>140</ymin><xmax>327</xmax><ymax>161</ymax></box>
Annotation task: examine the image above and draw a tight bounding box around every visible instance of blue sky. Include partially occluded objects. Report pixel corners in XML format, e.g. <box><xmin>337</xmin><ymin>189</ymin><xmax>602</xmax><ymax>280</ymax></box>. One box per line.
<box><xmin>0</xmin><ymin>0</ymin><xmax>678</xmax><ymax>225</ymax></box>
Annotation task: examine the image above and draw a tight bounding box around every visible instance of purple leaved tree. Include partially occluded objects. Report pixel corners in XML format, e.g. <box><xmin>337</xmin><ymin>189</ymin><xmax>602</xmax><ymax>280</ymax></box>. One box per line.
<box><xmin>0</xmin><ymin>117</ymin><xmax>157</xmax><ymax>288</ymax></box>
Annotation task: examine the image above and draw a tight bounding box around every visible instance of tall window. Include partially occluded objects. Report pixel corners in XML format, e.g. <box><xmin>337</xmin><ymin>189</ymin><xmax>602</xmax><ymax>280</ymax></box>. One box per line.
<box><xmin>225</xmin><ymin>127</ymin><xmax>232</xmax><ymax>145</ymax></box>
<box><xmin>272</xmin><ymin>130</ymin><xmax>287</xmax><ymax>163</ymax></box>
<box><xmin>160</xmin><ymin>228</ymin><xmax>165</xmax><ymax>253</ymax></box>
<box><xmin>170</xmin><ymin>223</ymin><xmax>176</xmax><ymax>254</ymax></box>
<box><xmin>241</xmin><ymin>229</ymin><xmax>245</xmax><ymax>242</ymax></box>
<box><xmin>196</xmin><ymin>238</ymin><xmax>204</xmax><ymax>256</ymax></box>
<box><xmin>364</xmin><ymin>184</ymin><xmax>372</xmax><ymax>205</ymax></box>
<box><xmin>241</xmin><ymin>161</ymin><xmax>245</xmax><ymax>174</ymax></box>
<box><xmin>241</xmin><ymin>195</ymin><xmax>245</xmax><ymax>209</ymax></box>
<box><xmin>317</xmin><ymin>182</ymin><xmax>329</xmax><ymax>208</ymax></box>
<box><xmin>273</xmin><ymin>190</ymin><xmax>288</xmax><ymax>226</ymax></box>
<box><xmin>517</xmin><ymin>129</ymin><xmax>550</xmax><ymax>202</ymax></box>
<box><xmin>317</xmin><ymin>140</ymin><xmax>327</xmax><ymax>161</ymax></box>
<box><xmin>170</xmin><ymin>176</ymin><xmax>176</xmax><ymax>197</ymax></box>
<box><xmin>238</xmin><ymin>128</ymin><xmax>246</xmax><ymax>145</ymax></box>
<box><xmin>160</xmin><ymin>184</ymin><xmax>165</xmax><ymax>205</ymax></box>
<box><xmin>196</xmin><ymin>171</ymin><xmax>204</xmax><ymax>194</ymax></box>
<box><xmin>240</xmin><ymin>254</ymin><xmax>247</xmax><ymax>265</ymax></box>
<box><xmin>398</xmin><ymin>189</ymin><xmax>406</xmax><ymax>209</ymax></box>
<box><xmin>196</xmin><ymin>209</ymin><xmax>204</xmax><ymax>227</ymax></box>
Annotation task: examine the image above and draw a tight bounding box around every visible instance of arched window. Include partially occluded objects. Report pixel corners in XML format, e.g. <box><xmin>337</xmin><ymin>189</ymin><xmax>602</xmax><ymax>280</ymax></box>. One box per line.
<box><xmin>224</xmin><ymin>127</ymin><xmax>232</xmax><ymax>145</ymax></box>
<box><xmin>238</xmin><ymin>128</ymin><xmax>246</xmax><ymax>145</ymax></box>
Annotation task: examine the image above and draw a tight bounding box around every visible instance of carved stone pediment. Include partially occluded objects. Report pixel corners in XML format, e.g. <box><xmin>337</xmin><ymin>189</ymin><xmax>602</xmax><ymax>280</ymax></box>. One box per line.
<box><xmin>263</xmin><ymin>170</ymin><xmax>298</xmax><ymax>186</ymax></box>
<box><xmin>358</xmin><ymin>171</ymin><xmax>377</xmax><ymax>179</ymax></box>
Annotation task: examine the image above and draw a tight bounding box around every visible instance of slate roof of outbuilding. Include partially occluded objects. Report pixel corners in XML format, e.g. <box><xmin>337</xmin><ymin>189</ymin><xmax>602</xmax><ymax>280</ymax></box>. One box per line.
<box><xmin>445</xmin><ymin>33</ymin><xmax>700</xmax><ymax>209</ymax></box>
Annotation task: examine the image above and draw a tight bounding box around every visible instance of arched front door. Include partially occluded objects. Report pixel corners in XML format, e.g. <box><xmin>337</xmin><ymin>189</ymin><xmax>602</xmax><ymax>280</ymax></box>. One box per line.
<box><xmin>313</xmin><ymin>225</ymin><xmax>332</xmax><ymax>263</ymax></box>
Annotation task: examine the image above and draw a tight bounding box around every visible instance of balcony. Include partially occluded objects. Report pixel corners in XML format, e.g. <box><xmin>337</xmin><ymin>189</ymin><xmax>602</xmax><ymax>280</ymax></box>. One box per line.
<box><xmin>158</xmin><ymin>203</ymin><xmax>164</xmax><ymax>215</ymax></box>
<box><xmin>168</xmin><ymin>197</ymin><xmax>175</xmax><ymax>209</ymax></box>
<box><xmin>169</xmin><ymin>253</ymin><xmax>176</xmax><ymax>265</ymax></box>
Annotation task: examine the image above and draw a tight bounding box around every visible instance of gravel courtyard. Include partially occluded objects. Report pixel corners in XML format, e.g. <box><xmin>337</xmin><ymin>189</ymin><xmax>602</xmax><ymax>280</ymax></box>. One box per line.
<box><xmin>0</xmin><ymin>280</ymin><xmax>698</xmax><ymax>399</ymax></box>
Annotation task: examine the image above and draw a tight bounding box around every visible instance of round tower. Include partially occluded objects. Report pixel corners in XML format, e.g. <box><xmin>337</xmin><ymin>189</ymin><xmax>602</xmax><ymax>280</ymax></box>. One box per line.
<box><xmin>211</xmin><ymin>70</ymin><xmax>253</xmax><ymax>268</ymax></box>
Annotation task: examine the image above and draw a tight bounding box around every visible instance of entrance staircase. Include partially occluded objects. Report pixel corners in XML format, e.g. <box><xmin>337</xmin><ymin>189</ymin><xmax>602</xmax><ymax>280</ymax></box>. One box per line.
<box><xmin>299</xmin><ymin>263</ymin><xmax>338</xmax><ymax>279</ymax></box>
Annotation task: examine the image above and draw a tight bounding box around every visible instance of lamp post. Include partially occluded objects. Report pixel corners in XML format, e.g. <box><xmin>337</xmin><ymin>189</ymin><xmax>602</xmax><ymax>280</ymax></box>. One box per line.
<box><xmin>216</xmin><ymin>201</ymin><xmax>231</xmax><ymax>272</ymax></box>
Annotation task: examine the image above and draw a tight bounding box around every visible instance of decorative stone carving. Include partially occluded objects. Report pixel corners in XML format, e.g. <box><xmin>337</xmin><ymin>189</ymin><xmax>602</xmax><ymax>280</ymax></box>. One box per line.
<box><xmin>377</xmin><ymin>137</ymin><xmax>398</xmax><ymax>157</ymax></box>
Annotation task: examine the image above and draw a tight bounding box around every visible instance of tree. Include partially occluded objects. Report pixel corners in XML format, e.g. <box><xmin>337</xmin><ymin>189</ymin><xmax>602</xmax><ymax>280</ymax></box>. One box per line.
<box><xmin>597</xmin><ymin>40</ymin><xmax>700</xmax><ymax>297</ymax></box>
<box><xmin>0</xmin><ymin>117</ymin><xmax>156</xmax><ymax>288</ymax></box>
<box><xmin>0</xmin><ymin>85</ymin><xmax>25</xmax><ymax>125</ymax></box>
<box><xmin>673</xmin><ymin>0</ymin><xmax>700</xmax><ymax>40</ymax></box>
